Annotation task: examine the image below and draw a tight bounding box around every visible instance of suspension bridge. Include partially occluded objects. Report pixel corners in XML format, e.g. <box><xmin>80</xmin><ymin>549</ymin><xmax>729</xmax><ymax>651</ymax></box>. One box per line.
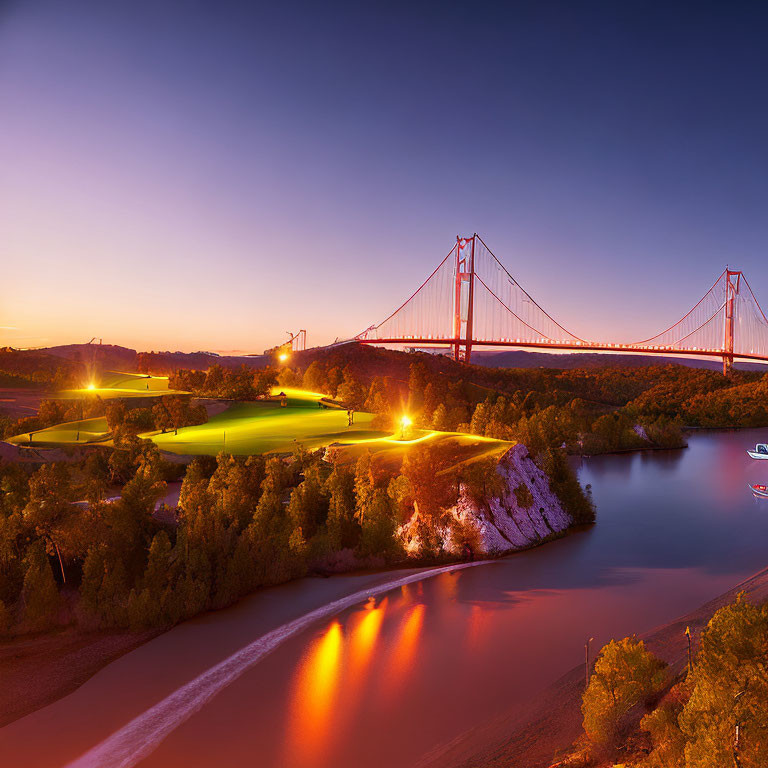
<box><xmin>355</xmin><ymin>234</ymin><xmax>768</xmax><ymax>374</ymax></box>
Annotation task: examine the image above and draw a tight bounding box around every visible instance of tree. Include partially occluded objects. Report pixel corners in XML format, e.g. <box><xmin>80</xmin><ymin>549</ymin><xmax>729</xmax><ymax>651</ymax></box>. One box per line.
<box><xmin>37</xmin><ymin>399</ymin><xmax>69</xmax><ymax>428</ymax></box>
<box><xmin>582</xmin><ymin>636</ymin><xmax>667</xmax><ymax>750</ymax></box>
<box><xmin>364</xmin><ymin>376</ymin><xmax>391</xmax><ymax>417</ymax></box>
<box><xmin>353</xmin><ymin>451</ymin><xmax>376</xmax><ymax>523</ymax></box>
<box><xmin>253</xmin><ymin>368</ymin><xmax>278</xmax><ymax>397</ymax></box>
<box><xmin>287</xmin><ymin>463</ymin><xmax>329</xmax><ymax>540</ymax></box>
<box><xmin>104</xmin><ymin>467</ymin><xmax>165</xmax><ymax>578</ymax></box>
<box><xmin>128</xmin><ymin>530</ymin><xmax>175</xmax><ymax>629</ymax></box>
<box><xmin>431</xmin><ymin>403</ymin><xmax>450</xmax><ymax>431</ymax></box>
<box><xmin>302</xmin><ymin>361</ymin><xmax>327</xmax><ymax>394</ymax></box>
<box><xmin>83</xmin><ymin>450</ymin><xmax>111</xmax><ymax>503</ymax></box>
<box><xmin>23</xmin><ymin>463</ymin><xmax>78</xmax><ymax>582</ymax></box>
<box><xmin>219</xmin><ymin>365</ymin><xmax>257</xmax><ymax>400</ymax></box>
<box><xmin>143</xmin><ymin>530</ymin><xmax>173</xmax><ymax>597</ymax></box>
<box><xmin>639</xmin><ymin>684</ymin><xmax>687</xmax><ymax>768</ymax></box>
<box><xmin>470</xmin><ymin>399</ymin><xmax>490</xmax><ymax>436</ymax></box>
<box><xmin>359</xmin><ymin>487</ymin><xmax>396</xmax><ymax>557</ymax></box>
<box><xmin>542</xmin><ymin>447</ymin><xmax>596</xmax><ymax>524</ymax></box>
<box><xmin>204</xmin><ymin>363</ymin><xmax>225</xmax><ymax>395</ymax></box>
<box><xmin>105</xmin><ymin>400</ymin><xmax>127</xmax><ymax>433</ymax></box>
<box><xmin>152</xmin><ymin>395</ymin><xmax>184</xmax><ymax>433</ymax></box>
<box><xmin>97</xmin><ymin>558</ymin><xmax>129</xmax><ymax>627</ymax></box>
<box><xmin>354</xmin><ymin>451</ymin><xmax>397</xmax><ymax>557</ymax></box>
<box><xmin>124</xmin><ymin>407</ymin><xmax>155</xmax><ymax>433</ymax></box>
<box><xmin>79</xmin><ymin>545</ymin><xmax>107</xmax><ymax>623</ymax></box>
<box><xmin>396</xmin><ymin>445</ymin><xmax>459</xmax><ymax>555</ymax></box>
<box><xmin>679</xmin><ymin>596</ymin><xmax>768</xmax><ymax>768</ymax></box>
<box><xmin>459</xmin><ymin>457</ymin><xmax>506</xmax><ymax>509</ymax></box>
<box><xmin>335</xmin><ymin>367</ymin><xmax>365</xmax><ymax>408</ymax></box>
<box><xmin>249</xmin><ymin>457</ymin><xmax>298</xmax><ymax>585</ymax></box>
<box><xmin>21</xmin><ymin>541</ymin><xmax>60</xmax><ymax>631</ymax></box>
<box><xmin>169</xmin><ymin>367</ymin><xmax>207</xmax><ymax>392</ymax></box>
<box><xmin>325</xmin><ymin>366</ymin><xmax>343</xmax><ymax>397</ymax></box>
<box><xmin>325</xmin><ymin>460</ymin><xmax>359</xmax><ymax>549</ymax></box>
<box><xmin>277</xmin><ymin>366</ymin><xmax>300</xmax><ymax>387</ymax></box>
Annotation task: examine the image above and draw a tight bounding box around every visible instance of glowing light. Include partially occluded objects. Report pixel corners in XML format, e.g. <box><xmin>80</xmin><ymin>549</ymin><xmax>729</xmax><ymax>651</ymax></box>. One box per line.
<box><xmin>398</xmin><ymin>414</ymin><xmax>413</xmax><ymax>441</ymax></box>
<box><xmin>285</xmin><ymin>621</ymin><xmax>343</xmax><ymax>765</ymax></box>
<box><xmin>278</xmin><ymin>352</ymin><xmax>289</xmax><ymax>362</ymax></box>
<box><xmin>87</xmin><ymin>383</ymin><xmax>96</xmax><ymax>391</ymax></box>
<box><xmin>346</xmin><ymin>598</ymin><xmax>386</xmax><ymax>700</ymax></box>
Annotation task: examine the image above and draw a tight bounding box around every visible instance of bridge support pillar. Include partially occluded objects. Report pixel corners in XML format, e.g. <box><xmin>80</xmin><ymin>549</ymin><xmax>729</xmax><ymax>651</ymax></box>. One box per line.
<box><xmin>453</xmin><ymin>234</ymin><xmax>476</xmax><ymax>363</ymax></box>
<box><xmin>722</xmin><ymin>270</ymin><xmax>740</xmax><ymax>375</ymax></box>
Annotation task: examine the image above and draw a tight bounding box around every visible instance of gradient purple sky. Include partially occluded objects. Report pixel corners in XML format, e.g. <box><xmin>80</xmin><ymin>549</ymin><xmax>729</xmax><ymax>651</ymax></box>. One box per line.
<box><xmin>2</xmin><ymin>0</ymin><xmax>768</xmax><ymax>353</ymax></box>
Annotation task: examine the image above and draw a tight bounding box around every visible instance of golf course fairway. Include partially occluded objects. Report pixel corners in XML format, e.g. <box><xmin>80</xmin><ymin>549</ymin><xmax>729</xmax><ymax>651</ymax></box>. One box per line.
<box><xmin>4</xmin><ymin>386</ymin><xmax>513</xmax><ymax>462</ymax></box>
<box><xmin>6</xmin><ymin>416</ymin><xmax>109</xmax><ymax>447</ymax></box>
<box><xmin>58</xmin><ymin>371</ymin><xmax>186</xmax><ymax>400</ymax></box>
<box><xmin>145</xmin><ymin>388</ymin><xmax>385</xmax><ymax>456</ymax></box>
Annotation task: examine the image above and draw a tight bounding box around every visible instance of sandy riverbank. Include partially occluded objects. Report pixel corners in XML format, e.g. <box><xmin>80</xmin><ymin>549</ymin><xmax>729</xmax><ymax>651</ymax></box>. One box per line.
<box><xmin>423</xmin><ymin>563</ymin><xmax>768</xmax><ymax>768</ymax></box>
<box><xmin>0</xmin><ymin>627</ymin><xmax>161</xmax><ymax>728</ymax></box>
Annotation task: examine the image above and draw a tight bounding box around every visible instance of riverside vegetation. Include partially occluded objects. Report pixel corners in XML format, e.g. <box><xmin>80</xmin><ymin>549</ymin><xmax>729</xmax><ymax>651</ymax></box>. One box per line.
<box><xmin>563</xmin><ymin>595</ymin><xmax>768</xmax><ymax>768</ymax></box>
<box><xmin>3</xmin><ymin>344</ymin><xmax>768</xmax><ymax>640</ymax></box>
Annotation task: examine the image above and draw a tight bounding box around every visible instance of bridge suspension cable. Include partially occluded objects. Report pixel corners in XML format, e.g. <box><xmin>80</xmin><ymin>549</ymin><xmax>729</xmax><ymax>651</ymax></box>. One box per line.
<box><xmin>356</xmin><ymin>235</ymin><xmax>768</xmax><ymax>372</ymax></box>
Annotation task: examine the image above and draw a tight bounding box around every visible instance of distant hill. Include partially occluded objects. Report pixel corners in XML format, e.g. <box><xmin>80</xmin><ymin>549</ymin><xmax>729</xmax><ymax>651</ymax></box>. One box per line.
<box><xmin>468</xmin><ymin>348</ymin><xmax>768</xmax><ymax>372</ymax></box>
<box><xmin>34</xmin><ymin>344</ymin><xmax>271</xmax><ymax>375</ymax></box>
<box><xmin>11</xmin><ymin>341</ymin><xmax>768</xmax><ymax>380</ymax></box>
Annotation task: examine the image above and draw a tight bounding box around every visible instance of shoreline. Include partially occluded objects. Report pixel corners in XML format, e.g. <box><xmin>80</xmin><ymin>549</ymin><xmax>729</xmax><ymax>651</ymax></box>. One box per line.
<box><xmin>0</xmin><ymin>523</ymin><xmax>583</xmax><ymax>729</ymax></box>
<box><xmin>1</xmin><ymin>427</ymin><xmax>762</xmax><ymax>741</ymax></box>
<box><xmin>2</xmin><ymin>534</ymin><xmax>766</xmax><ymax>764</ymax></box>
<box><xmin>424</xmin><ymin>563</ymin><xmax>768</xmax><ymax>768</ymax></box>
<box><xmin>0</xmin><ymin>627</ymin><xmax>161</xmax><ymax>728</ymax></box>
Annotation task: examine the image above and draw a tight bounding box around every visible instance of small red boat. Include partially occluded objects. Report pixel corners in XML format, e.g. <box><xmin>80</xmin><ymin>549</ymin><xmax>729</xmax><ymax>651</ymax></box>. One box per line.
<box><xmin>749</xmin><ymin>483</ymin><xmax>768</xmax><ymax>498</ymax></box>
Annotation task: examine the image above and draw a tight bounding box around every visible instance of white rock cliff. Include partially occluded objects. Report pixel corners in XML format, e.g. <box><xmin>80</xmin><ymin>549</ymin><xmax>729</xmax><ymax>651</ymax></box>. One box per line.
<box><xmin>398</xmin><ymin>444</ymin><xmax>573</xmax><ymax>556</ymax></box>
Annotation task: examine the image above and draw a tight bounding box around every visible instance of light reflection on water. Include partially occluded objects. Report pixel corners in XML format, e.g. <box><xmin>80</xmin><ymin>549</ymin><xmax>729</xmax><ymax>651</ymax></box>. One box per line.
<box><xmin>5</xmin><ymin>429</ymin><xmax>768</xmax><ymax>768</ymax></box>
<box><xmin>285</xmin><ymin>621</ymin><xmax>343</xmax><ymax>766</ymax></box>
<box><xmin>381</xmin><ymin>602</ymin><xmax>426</xmax><ymax>703</ymax></box>
<box><xmin>269</xmin><ymin>429</ymin><xmax>768</xmax><ymax>768</ymax></box>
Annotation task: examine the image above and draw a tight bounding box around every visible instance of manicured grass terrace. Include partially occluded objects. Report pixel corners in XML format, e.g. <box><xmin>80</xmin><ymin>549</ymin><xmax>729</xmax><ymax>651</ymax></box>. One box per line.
<box><xmin>5</xmin><ymin>386</ymin><xmax>513</xmax><ymax>462</ymax></box>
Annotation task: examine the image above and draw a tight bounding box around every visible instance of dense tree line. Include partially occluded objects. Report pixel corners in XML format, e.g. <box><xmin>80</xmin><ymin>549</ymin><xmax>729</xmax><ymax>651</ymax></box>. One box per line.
<box><xmin>1</xmin><ymin>395</ymin><xmax>208</xmax><ymax>442</ymax></box>
<box><xmin>574</xmin><ymin>595</ymin><xmax>768</xmax><ymax>767</ymax></box>
<box><xmin>0</xmin><ymin>348</ymin><xmax>77</xmax><ymax>388</ymax></box>
<box><xmin>1</xmin><ymin>397</ymin><xmax>106</xmax><ymax>440</ymax></box>
<box><xmin>169</xmin><ymin>364</ymin><xmax>278</xmax><ymax>401</ymax></box>
<box><xmin>11</xmin><ymin>348</ymin><xmax>767</xmax><ymax>641</ymax></box>
<box><xmin>0</xmin><ymin>428</ymin><xmax>587</xmax><ymax>637</ymax></box>
<box><xmin>282</xmin><ymin>352</ymin><xmax>768</xmax><ymax>455</ymax></box>
<box><xmin>0</xmin><ymin>437</ymin><xmax>179</xmax><ymax>634</ymax></box>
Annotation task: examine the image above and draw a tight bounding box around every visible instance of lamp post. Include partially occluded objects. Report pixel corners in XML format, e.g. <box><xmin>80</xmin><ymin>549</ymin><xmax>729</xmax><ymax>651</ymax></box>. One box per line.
<box><xmin>585</xmin><ymin>637</ymin><xmax>594</xmax><ymax>689</ymax></box>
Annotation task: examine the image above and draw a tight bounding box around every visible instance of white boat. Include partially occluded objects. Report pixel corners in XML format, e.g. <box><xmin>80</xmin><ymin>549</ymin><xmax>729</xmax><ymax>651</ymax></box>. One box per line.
<box><xmin>747</xmin><ymin>443</ymin><xmax>768</xmax><ymax>459</ymax></box>
<box><xmin>750</xmin><ymin>483</ymin><xmax>768</xmax><ymax>497</ymax></box>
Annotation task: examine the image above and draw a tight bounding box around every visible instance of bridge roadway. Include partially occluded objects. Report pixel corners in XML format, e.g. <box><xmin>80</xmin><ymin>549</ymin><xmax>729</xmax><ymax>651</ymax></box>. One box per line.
<box><xmin>359</xmin><ymin>337</ymin><xmax>768</xmax><ymax>366</ymax></box>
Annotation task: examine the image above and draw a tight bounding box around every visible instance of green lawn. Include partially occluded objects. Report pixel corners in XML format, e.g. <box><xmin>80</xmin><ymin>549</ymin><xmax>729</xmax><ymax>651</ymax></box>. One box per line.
<box><xmin>331</xmin><ymin>429</ymin><xmax>513</xmax><ymax>470</ymax></box>
<box><xmin>6</xmin><ymin>416</ymin><xmax>109</xmax><ymax>447</ymax></box>
<box><xmin>58</xmin><ymin>371</ymin><xmax>186</xmax><ymax>400</ymax></box>
<box><xmin>145</xmin><ymin>388</ymin><xmax>385</xmax><ymax>456</ymax></box>
<box><xmin>4</xmin><ymin>385</ymin><xmax>514</xmax><ymax>461</ymax></box>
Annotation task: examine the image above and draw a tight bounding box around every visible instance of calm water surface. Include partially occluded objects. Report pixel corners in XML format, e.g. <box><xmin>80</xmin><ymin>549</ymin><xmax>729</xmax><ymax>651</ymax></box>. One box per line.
<box><xmin>3</xmin><ymin>429</ymin><xmax>768</xmax><ymax>768</ymax></box>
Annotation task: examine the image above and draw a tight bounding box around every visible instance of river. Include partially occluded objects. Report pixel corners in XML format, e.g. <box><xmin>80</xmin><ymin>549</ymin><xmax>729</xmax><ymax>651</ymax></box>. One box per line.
<box><xmin>3</xmin><ymin>428</ymin><xmax>768</xmax><ymax>768</ymax></box>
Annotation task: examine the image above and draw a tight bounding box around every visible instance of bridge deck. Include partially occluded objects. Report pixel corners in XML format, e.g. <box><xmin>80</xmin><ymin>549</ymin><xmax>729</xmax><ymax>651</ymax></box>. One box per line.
<box><xmin>358</xmin><ymin>338</ymin><xmax>768</xmax><ymax>364</ymax></box>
